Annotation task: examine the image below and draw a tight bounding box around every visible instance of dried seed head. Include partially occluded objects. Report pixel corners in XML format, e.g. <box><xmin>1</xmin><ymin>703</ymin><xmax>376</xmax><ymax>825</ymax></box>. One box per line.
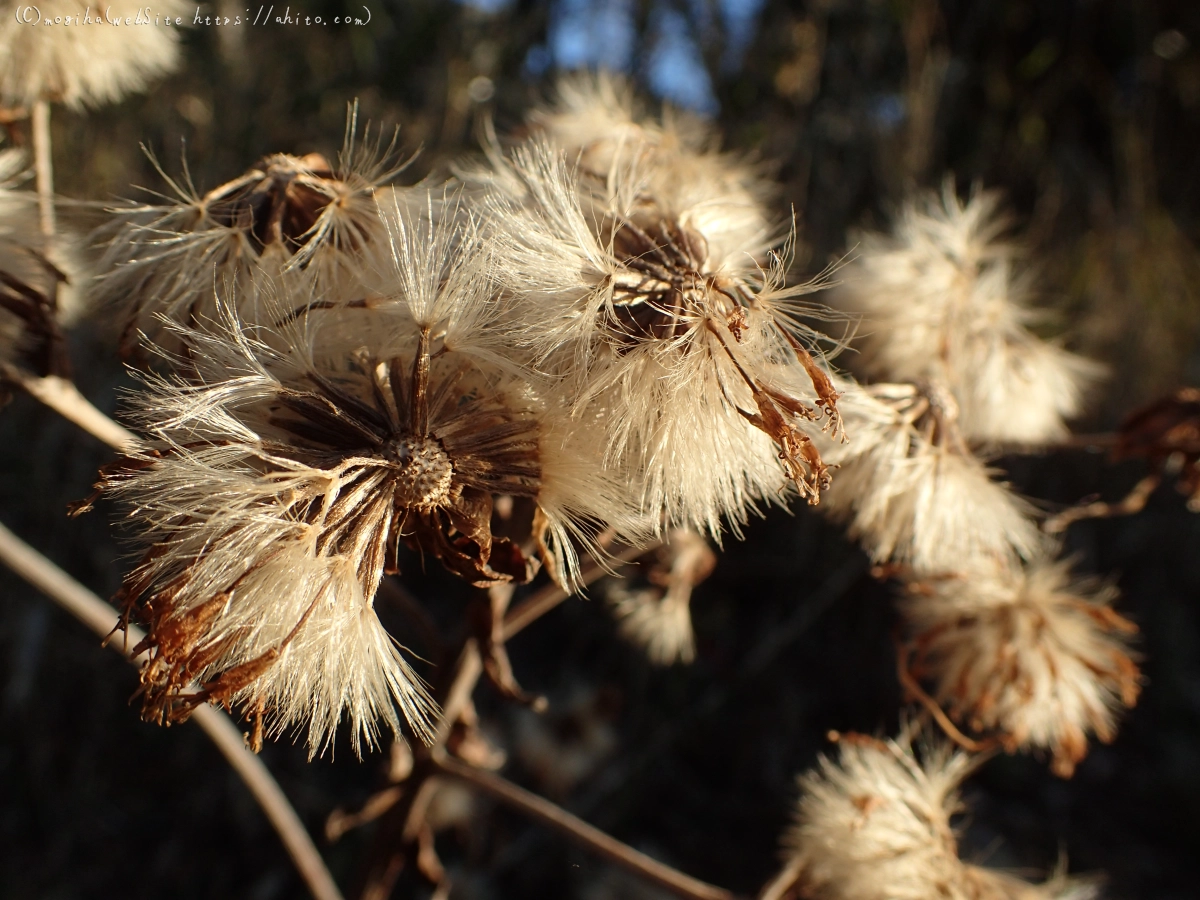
<box><xmin>607</xmin><ymin>527</ymin><xmax>714</xmax><ymax>665</ymax></box>
<box><xmin>785</xmin><ymin>732</ymin><xmax>1098</xmax><ymax>900</ymax></box>
<box><xmin>104</xmin><ymin>304</ymin><xmax>548</xmax><ymax>753</ymax></box>
<box><xmin>819</xmin><ymin>379</ymin><xmax>1045</xmax><ymax>575</ymax></box>
<box><xmin>95</xmin><ymin>186</ymin><xmax>646</xmax><ymax>751</ymax></box>
<box><xmin>832</xmin><ymin>181</ymin><xmax>1102</xmax><ymax>446</ymax></box>
<box><xmin>387</xmin><ymin>435</ymin><xmax>455</xmax><ymax>508</ymax></box>
<box><xmin>472</xmin><ymin>130</ymin><xmax>842</xmax><ymax>535</ymax></box>
<box><xmin>93</xmin><ymin>109</ymin><xmax>409</xmax><ymax>351</ymax></box>
<box><xmin>1112</xmin><ymin>387</ymin><xmax>1200</xmax><ymax>510</ymax></box>
<box><xmin>0</xmin><ymin>1</ymin><xmax>191</xmax><ymax>109</ymax></box>
<box><xmin>0</xmin><ymin>149</ymin><xmax>87</xmax><ymax>376</ymax></box>
<box><xmin>900</xmin><ymin>556</ymin><xmax>1140</xmax><ymax>777</ymax></box>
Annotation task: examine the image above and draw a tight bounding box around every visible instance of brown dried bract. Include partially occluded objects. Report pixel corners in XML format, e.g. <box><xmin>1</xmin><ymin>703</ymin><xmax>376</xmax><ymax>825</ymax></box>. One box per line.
<box><xmin>708</xmin><ymin>320</ymin><xmax>832</xmax><ymax>503</ymax></box>
<box><xmin>606</xmin><ymin>213</ymin><xmax>714</xmax><ymax>344</ymax></box>
<box><xmin>1047</xmin><ymin>387</ymin><xmax>1200</xmax><ymax>531</ymax></box>
<box><xmin>0</xmin><ymin>245</ymin><xmax>71</xmax><ymax>378</ymax></box>
<box><xmin>202</xmin><ymin>153</ymin><xmax>343</xmax><ymax>256</ymax></box>
<box><xmin>601</xmin><ymin>209</ymin><xmax>843</xmax><ymax>503</ymax></box>
<box><xmin>1113</xmin><ymin>387</ymin><xmax>1200</xmax><ymax>508</ymax></box>
<box><xmin>265</xmin><ymin>334</ymin><xmax>543</xmax><ymax>588</ymax></box>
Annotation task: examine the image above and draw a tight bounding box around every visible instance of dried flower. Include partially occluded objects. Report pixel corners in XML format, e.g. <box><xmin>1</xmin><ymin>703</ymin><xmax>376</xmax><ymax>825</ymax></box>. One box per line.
<box><xmin>95</xmin><ymin>205</ymin><xmax>623</xmax><ymax>753</ymax></box>
<box><xmin>470</xmin><ymin>126</ymin><xmax>842</xmax><ymax>536</ymax></box>
<box><xmin>819</xmin><ymin>379</ymin><xmax>1044</xmax><ymax>575</ymax></box>
<box><xmin>834</xmin><ymin>183</ymin><xmax>1102</xmax><ymax>445</ymax></box>
<box><xmin>900</xmin><ymin>556</ymin><xmax>1140</xmax><ymax>777</ymax></box>
<box><xmin>530</xmin><ymin>73</ymin><xmax>775</xmax><ymax>258</ymax></box>
<box><xmin>1109</xmin><ymin>387</ymin><xmax>1200</xmax><ymax>508</ymax></box>
<box><xmin>93</xmin><ymin>112</ymin><xmax>409</xmax><ymax>351</ymax></box>
<box><xmin>785</xmin><ymin>732</ymin><xmax>1098</xmax><ymax>900</ymax></box>
<box><xmin>607</xmin><ymin>527</ymin><xmax>715</xmax><ymax>665</ymax></box>
<box><xmin>0</xmin><ymin>1</ymin><xmax>191</xmax><ymax>110</ymax></box>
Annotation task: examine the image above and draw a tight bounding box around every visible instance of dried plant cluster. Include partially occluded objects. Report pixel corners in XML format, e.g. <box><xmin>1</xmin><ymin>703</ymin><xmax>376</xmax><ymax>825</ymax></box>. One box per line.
<box><xmin>0</xmin><ymin>35</ymin><xmax>1169</xmax><ymax>897</ymax></box>
<box><xmin>75</xmin><ymin>80</ymin><xmax>851</xmax><ymax>755</ymax></box>
<box><xmin>825</xmin><ymin>184</ymin><xmax>1139</xmax><ymax>778</ymax></box>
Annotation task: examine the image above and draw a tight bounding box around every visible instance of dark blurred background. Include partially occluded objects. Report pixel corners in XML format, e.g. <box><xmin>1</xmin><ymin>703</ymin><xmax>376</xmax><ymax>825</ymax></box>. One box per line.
<box><xmin>3</xmin><ymin>1</ymin><xmax>1200</xmax><ymax>897</ymax></box>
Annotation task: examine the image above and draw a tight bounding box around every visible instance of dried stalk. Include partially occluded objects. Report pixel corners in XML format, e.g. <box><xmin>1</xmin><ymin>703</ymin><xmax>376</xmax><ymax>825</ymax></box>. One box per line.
<box><xmin>895</xmin><ymin>637</ymin><xmax>995</xmax><ymax>754</ymax></box>
<box><xmin>501</xmin><ymin>542</ymin><xmax>655</xmax><ymax>641</ymax></box>
<box><xmin>431</xmin><ymin>750</ymin><xmax>735</xmax><ymax>900</ymax></box>
<box><xmin>2</xmin><ymin>365</ymin><xmax>140</xmax><ymax>453</ymax></box>
<box><xmin>0</xmin><ymin>518</ymin><xmax>343</xmax><ymax>900</ymax></box>
<box><xmin>757</xmin><ymin>855</ymin><xmax>804</xmax><ymax>900</ymax></box>
<box><xmin>354</xmin><ymin>557</ymin><xmax>662</xmax><ymax>898</ymax></box>
<box><xmin>32</xmin><ymin>99</ymin><xmax>55</xmax><ymax>238</ymax></box>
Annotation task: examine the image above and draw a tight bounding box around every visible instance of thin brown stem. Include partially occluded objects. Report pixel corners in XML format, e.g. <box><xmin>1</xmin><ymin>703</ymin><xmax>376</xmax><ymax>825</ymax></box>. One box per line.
<box><xmin>0</xmin><ymin>519</ymin><xmax>343</xmax><ymax>900</ymax></box>
<box><xmin>1043</xmin><ymin>472</ymin><xmax>1161</xmax><ymax>534</ymax></box>
<box><xmin>757</xmin><ymin>855</ymin><xmax>804</xmax><ymax>900</ymax></box>
<box><xmin>502</xmin><ymin>542</ymin><xmax>654</xmax><ymax>641</ymax></box>
<box><xmin>32</xmin><ymin>99</ymin><xmax>55</xmax><ymax>239</ymax></box>
<box><xmin>895</xmin><ymin>638</ymin><xmax>996</xmax><ymax>754</ymax></box>
<box><xmin>433</xmin><ymin>639</ymin><xmax>483</xmax><ymax>747</ymax></box>
<box><xmin>2</xmin><ymin>365</ymin><xmax>140</xmax><ymax>453</ymax></box>
<box><xmin>431</xmin><ymin>750</ymin><xmax>735</xmax><ymax>900</ymax></box>
<box><xmin>351</xmin><ymin>633</ymin><xmax>485</xmax><ymax>900</ymax></box>
<box><xmin>411</xmin><ymin>327</ymin><xmax>431</xmax><ymax>436</ymax></box>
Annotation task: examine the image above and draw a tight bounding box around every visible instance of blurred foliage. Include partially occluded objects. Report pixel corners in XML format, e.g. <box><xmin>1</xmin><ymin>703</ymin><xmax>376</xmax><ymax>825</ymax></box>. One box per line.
<box><xmin>3</xmin><ymin>1</ymin><xmax>1200</xmax><ymax>898</ymax></box>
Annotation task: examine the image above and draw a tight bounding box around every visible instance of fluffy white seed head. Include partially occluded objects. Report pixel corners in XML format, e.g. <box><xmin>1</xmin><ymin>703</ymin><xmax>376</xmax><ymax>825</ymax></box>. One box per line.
<box><xmin>529</xmin><ymin>75</ymin><xmax>779</xmax><ymax>298</ymax></box>
<box><xmin>98</xmin><ymin>189</ymin><xmax>665</xmax><ymax>751</ymax></box>
<box><xmin>93</xmin><ymin>116</ymin><xmax>408</xmax><ymax>350</ymax></box>
<box><xmin>0</xmin><ymin>1</ymin><xmax>190</xmax><ymax>109</ymax></box>
<box><xmin>607</xmin><ymin>528</ymin><xmax>715</xmax><ymax>665</ymax></box>
<box><xmin>901</xmin><ymin>556</ymin><xmax>1141</xmax><ymax>777</ymax></box>
<box><xmin>530</xmin><ymin>74</ymin><xmax>724</xmax><ymax>191</ymax></box>
<box><xmin>819</xmin><ymin>379</ymin><xmax>1045</xmax><ymax>575</ymax></box>
<box><xmin>786</xmin><ymin>734</ymin><xmax>1099</xmax><ymax>900</ymax></box>
<box><xmin>469</xmin><ymin>132</ymin><xmax>842</xmax><ymax>536</ymax></box>
<box><xmin>108</xmin><ymin>308</ymin><xmax>545</xmax><ymax>751</ymax></box>
<box><xmin>834</xmin><ymin>183</ymin><xmax>1103</xmax><ymax>445</ymax></box>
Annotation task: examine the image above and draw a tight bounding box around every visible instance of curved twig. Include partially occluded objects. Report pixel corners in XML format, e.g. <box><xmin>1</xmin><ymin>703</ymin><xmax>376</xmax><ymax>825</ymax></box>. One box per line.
<box><xmin>431</xmin><ymin>750</ymin><xmax>735</xmax><ymax>900</ymax></box>
<box><xmin>0</xmin><ymin>518</ymin><xmax>343</xmax><ymax>900</ymax></box>
<box><xmin>502</xmin><ymin>542</ymin><xmax>655</xmax><ymax>641</ymax></box>
<box><xmin>2</xmin><ymin>365</ymin><xmax>140</xmax><ymax>453</ymax></box>
<box><xmin>757</xmin><ymin>855</ymin><xmax>804</xmax><ymax>900</ymax></box>
<box><xmin>895</xmin><ymin>637</ymin><xmax>996</xmax><ymax>755</ymax></box>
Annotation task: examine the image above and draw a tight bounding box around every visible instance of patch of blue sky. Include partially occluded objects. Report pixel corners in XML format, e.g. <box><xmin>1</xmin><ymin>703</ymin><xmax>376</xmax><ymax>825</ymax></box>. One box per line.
<box><xmin>549</xmin><ymin>0</ymin><xmax>637</xmax><ymax>72</ymax></box>
<box><xmin>643</xmin><ymin>4</ymin><xmax>718</xmax><ymax>114</ymax></box>
<box><xmin>718</xmin><ymin>0</ymin><xmax>766</xmax><ymax>72</ymax></box>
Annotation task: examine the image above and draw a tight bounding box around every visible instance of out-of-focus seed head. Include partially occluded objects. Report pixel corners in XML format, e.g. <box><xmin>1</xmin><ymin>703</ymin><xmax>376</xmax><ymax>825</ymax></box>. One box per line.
<box><xmin>0</xmin><ymin>1</ymin><xmax>191</xmax><ymax>109</ymax></box>
<box><xmin>833</xmin><ymin>181</ymin><xmax>1103</xmax><ymax>446</ymax></box>
<box><xmin>0</xmin><ymin>149</ymin><xmax>88</xmax><ymax>377</ymax></box>
<box><xmin>607</xmin><ymin>527</ymin><xmax>715</xmax><ymax>665</ymax></box>
<box><xmin>818</xmin><ymin>379</ymin><xmax>1045</xmax><ymax>576</ymax></box>
<box><xmin>900</xmin><ymin>556</ymin><xmax>1140</xmax><ymax>777</ymax></box>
